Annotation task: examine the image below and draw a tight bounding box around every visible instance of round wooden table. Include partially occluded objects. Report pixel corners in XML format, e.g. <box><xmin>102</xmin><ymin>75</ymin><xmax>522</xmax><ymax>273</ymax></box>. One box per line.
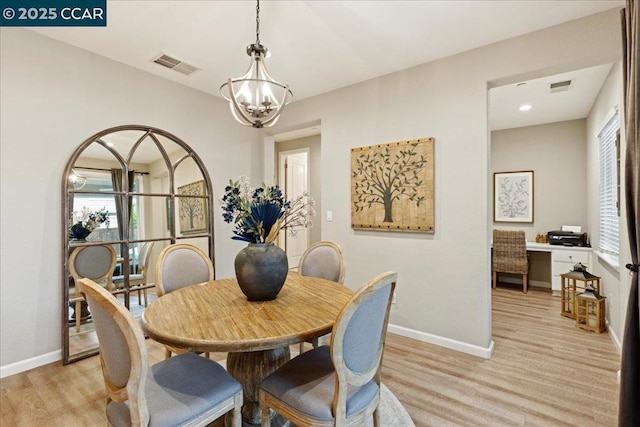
<box><xmin>142</xmin><ymin>272</ymin><xmax>353</xmax><ymax>426</ymax></box>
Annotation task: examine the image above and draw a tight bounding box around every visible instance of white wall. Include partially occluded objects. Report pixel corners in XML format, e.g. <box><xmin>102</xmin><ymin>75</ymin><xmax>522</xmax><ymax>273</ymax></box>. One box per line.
<box><xmin>0</xmin><ymin>28</ymin><xmax>262</xmax><ymax>371</ymax></box>
<box><xmin>0</xmin><ymin>8</ymin><xmax>624</xmax><ymax>373</ymax></box>
<box><xmin>491</xmin><ymin>119</ymin><xmax>588</xmax><ymax>240</ymax></box>
<box><xmin>586</xmin><ymin>61</ymin><xmax>628</xmax><ymax>349</ymax></box>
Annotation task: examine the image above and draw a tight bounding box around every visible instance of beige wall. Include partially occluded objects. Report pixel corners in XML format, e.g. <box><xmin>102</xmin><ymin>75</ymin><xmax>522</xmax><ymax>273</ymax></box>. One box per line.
<box><xmin>491</xmin><ymin>119</ymin><xmax>588</xmax><ymax>241</ymax></box>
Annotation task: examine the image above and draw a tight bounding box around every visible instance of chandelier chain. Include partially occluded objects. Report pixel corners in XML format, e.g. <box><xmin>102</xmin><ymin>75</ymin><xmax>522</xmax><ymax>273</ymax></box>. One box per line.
<box><xmin>255</xmin><ymin>0</ymin><xmax>261</xmax><ymax>45</ymax></box>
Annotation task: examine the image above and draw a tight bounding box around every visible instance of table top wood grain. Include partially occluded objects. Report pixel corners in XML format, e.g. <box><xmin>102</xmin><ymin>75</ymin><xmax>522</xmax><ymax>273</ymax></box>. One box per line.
<box><xmin>142</xmin><ymin>272</ymin><xmax>353</xmax><ymax>353</ymax></box>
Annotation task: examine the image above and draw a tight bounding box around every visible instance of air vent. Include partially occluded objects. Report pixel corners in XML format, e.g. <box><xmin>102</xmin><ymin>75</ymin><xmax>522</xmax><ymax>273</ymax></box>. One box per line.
<box><xmin>549</xmin><ymin>79</ymin><xmax>573</xmax><ymax>94</ymax></box>
<box><xmin>152</xmin><ymin>54</ymin><xmax>199</xmax><ymax>76</ymax></box>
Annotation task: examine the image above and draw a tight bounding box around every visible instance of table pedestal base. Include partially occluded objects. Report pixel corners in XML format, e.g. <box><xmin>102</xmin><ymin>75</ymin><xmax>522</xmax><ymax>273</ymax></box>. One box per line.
<box><xmin>227</xmin><ymin>346</ymin><xmax>291</xmax><ymax>426</ymax></box>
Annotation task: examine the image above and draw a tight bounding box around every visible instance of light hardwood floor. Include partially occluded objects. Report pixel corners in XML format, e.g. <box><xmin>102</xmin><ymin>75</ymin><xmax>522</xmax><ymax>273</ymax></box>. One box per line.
<box><xmin>1</xmin><ymin>286</ymin><xmax>620</xmax><ymax>426</ymax></box>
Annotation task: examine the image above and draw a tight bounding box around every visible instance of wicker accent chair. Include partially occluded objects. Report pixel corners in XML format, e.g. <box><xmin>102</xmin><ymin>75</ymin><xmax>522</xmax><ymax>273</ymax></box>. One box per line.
<box><xmin>155</xmin><ymin>243</ymin><xmax>214</xmax><ymax>358</ymax></box>
<box><xmin>77</xmin><ymin>278</ymin><xmax>242</xmax><ymax>427</ymax></box>
<box><xmin>259</xmin><ymin>271</ymin><xmax>396</xmax><ymax>427</ymax></box>
<box><xmin>492</xmin><ymin>229</ymin><xmax>529</xmax><ymax>293</ymax></box>
<box><xmin>297</xmin><ymin>241</ymin><xmax>345</xmax><ymax>353</ymax></box>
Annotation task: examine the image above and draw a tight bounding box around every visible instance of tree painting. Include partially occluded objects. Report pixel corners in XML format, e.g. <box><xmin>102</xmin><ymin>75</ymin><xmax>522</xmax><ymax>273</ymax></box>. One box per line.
<box><xmin>351</xmin><ymin>138</ymin><xmax>434</xmax><ymax>232</ymax></box>
<box><xmin>493</xmin><ymin>171</ymin><xmax>534</xmax><ymax>223</ymax></box>
<box><xmin>178</xmin><ymin>180</ymin><xmax>207</xmax><ymax>234</ymax></box>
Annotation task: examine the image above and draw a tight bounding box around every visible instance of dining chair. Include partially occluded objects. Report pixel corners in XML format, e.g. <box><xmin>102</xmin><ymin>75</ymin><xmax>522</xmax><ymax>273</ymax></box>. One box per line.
<box><xmin>492</xmin><ymin>229</ymin><xmax>529</xmax><ymax>293</ymax></box>
<box><xmin>77</xmin><ymin>278</ymin><xmax>243</xmax><ymax>427</ymax></box>
<box><xmin>297</xmin><ymin>241</ymin><xmax>345</xmax><ymax>353</ymax></box>
<box><xmin>112</xmin><ymin>241</ymin><xmax>155</xmax><ymax>307</ymax></box>
<box><xmin>155</xmin><ymin>243</ymin><xmax>214</xmax><ymax>358</ymax></box>
<box><xmin>259</xmin><ymin>271</ymin><xmax>397</xmax><ymax>427</ymax></box>
<box><xmin>69</xmin><ymin>244</ymin><xmax>117</xmax><ymax>333</ymax></box>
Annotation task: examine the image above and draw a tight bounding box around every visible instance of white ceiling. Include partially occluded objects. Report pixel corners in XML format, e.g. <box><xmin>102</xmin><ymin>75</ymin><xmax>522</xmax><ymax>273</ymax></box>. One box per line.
<box><xmin>30</xmin><ymin>0</ymin><xmax>623</xmax><ymax>132</ymax></box>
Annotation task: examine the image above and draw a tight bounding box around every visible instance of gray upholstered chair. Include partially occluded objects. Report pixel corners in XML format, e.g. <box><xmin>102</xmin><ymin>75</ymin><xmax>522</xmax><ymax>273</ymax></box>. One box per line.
<box><xmin>298</xmin><ymin>241</ymin><xmax>345</xmax><ymax>284</ymax></box>
<box><xmin>155</xmin><ymin>243</ymin><xmax>214</xmax><ymax>358</ymax></box>
<box><xmin>492</xmin><ymin>229</ymin><xmax>529</xmax><ymax>293</ymax></box>
<box><xmin>259</xmin><ymin>271</ymin><xmax>396</xmax><ymax>427</ymax></box>
<box><xmin>112</xmin><ymin>241</ymin><xmax>154</xmax><ymax>307</ymax></box>
<box><xmin>69</xmin><ymin>244</ymin><xmax>117</xmax><ymax>332</ymax></box>
<box><xmin>298</xmin><ymin>241</ymin><xmax>345</xmax><ymax>353</ymax></box>
<box><xmin>77</xmin><ymin>277</ymin><xmax>243</xmax><ymax>427</ymax></box>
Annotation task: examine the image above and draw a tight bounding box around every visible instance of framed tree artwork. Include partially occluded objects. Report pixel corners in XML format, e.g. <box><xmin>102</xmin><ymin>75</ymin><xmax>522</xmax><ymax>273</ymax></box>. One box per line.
<box><xmin>493</xmin><ymin>170</ymin><xmax>534</xmax><ymax>223</ymax></box>
<box><xmin>351</xmin><ymin>137</ymin><xmax>434</xmax><ymax>232</ymax></box>
<box><xmin>177</xmin><ymin>180</ymin><xmax>208</xmax><ymax>234</ymax></box>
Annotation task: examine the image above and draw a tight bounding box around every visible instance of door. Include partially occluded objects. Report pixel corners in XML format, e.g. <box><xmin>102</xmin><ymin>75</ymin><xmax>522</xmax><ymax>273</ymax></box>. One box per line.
<box><xmin>279</xmin><ymin>149</ymin><xmax>309</xmax><ymax>267</ymax></box>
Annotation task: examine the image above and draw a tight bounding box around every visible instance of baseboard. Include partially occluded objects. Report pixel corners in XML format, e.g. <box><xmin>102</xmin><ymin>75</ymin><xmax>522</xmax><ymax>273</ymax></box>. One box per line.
<box><xmin>0</xmin><ymin>350</ymin><xmax>61</xmax><ymax>379</ymax></box>
<box><xmin>388</xmin><ymin>323</ymin><xmax>494</xmax><ymax>359</ymax></box>
<box><xmin>605</xmin><ymin>318</ymin><xmax>622</xmax><ymax>354</ymax></box>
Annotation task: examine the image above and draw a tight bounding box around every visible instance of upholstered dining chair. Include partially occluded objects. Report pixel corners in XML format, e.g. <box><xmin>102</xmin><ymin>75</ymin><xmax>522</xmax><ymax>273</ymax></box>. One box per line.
<box><xmin>77</xmin><ymin>278</ymin><xmax>243</xmax><ymax>427</ymax></box>
<box><xmin>112</xmin><ymin>241</ymin><xmax>155</xmax><ymax>307</ymax></box>
<box><xmin>69</xmin><ymin>244</ymin><xmax>117</xmax><ymax>332</ymax></box>
<box><xmin>259</xmin><ymin>271</ymin><xmax>396</xmax><ymax>427</ymax></box>
<box><xmin>492</xmin><ymin>229</ymin><xmax>529</xmax><ymax>293</ymax></box>
<box><xmin>155</xmin><ymin>243</ymin><xmax>214</xmax><ymax>358</ymax></box>
<box><xmin>297</xmin><ymin>241</ymin><xmax>345</xmax><ymax>353</ymax></box>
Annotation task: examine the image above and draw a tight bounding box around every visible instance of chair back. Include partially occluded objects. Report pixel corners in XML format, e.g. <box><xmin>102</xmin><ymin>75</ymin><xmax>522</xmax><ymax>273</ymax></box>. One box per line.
<box><xmin>137</xmin><ymin>241</ymin><xmax>154</xmax><ymax>278</ymax></box>
<box><xmin>69</xmin><ymin>244</ymin><xmax>117</xmax><ymax>291</ymax></box>
<box><xmin>155</xmin><ymin>243</ymin><xmax>214</xmax><ymax>296</ymax></box>
<box><xmin>297</xmin><ymin>241</ymin><xmax>345</xmax><ymax>284</ymax></box>
<box><xmin>77</xmin><ymin>278</ymin><xmax>149</xmax><ymax>425</ymax></box>
<box><xmin>330</xmin><ymin>271</ymin><xmax>396</xmax><ymax>420</ymax></box>
<box><xmin>492</xmin><ymin>229</ymin><xmax>528</xmax><ymax>274</ymax></box>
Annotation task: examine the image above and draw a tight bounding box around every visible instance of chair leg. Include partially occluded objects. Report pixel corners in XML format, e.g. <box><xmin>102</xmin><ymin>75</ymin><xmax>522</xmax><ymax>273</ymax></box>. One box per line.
<box><xmin>373</xmin><ymin>406</ymin><xmax>380</xmax><ymax>427</ymax></box>
<box><xmin>75</xmin><ymin>301</ymin><xmax>82</xmax><ymax>333</ymax></box>
<box><xmin>312</xmin><ymin>337</ymin><xmax>319</xmax><ymax>349</ymax></box>
<box><xmin>164</xmin><ymin>347</ymin><xmax>172</xmax><ymax>359</ymax></box>
<box><xmin>232</xmin><ymin>392</ymin><xmax>243</xmax><ymax>427</ymax></box>
<box><xmin>523</xmin><ymin>274</ymin><xmax>528</xmax><ymax>294</ymax></box>
<box><xmin>260</xmin><ymin>391</ymin><xmax>271</xmax><ymax>427</ymax></box>
<box><xmin>299</xmin><ymin>342</ymin><xmax>305</xmax><ymax>354</ymax></box>
<box><xmin>492</xmin><ymin>271</ymin><xmax>497</xmax><ymax>289</ymax></box>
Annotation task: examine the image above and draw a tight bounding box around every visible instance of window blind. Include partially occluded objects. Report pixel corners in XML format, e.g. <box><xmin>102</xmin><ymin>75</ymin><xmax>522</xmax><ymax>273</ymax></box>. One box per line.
<box><xmin>598</xmin><ymin>112</ymin><xmax>619</xmax><ymax>256</ymax></box>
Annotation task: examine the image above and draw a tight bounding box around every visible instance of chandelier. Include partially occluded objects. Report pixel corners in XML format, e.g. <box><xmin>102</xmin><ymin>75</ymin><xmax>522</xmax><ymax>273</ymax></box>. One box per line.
<box><xmin>220</xmin><ymin>0</ymin><xmax>293</xmax><ymax>128</ymax></box>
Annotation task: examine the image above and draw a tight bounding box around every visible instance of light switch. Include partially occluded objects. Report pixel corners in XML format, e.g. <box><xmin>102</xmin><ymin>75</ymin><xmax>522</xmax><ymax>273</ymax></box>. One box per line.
<box><xmin>326</xmin><ymin>210</ymin><xmax>333</xmax><ymax>221</ymax></box>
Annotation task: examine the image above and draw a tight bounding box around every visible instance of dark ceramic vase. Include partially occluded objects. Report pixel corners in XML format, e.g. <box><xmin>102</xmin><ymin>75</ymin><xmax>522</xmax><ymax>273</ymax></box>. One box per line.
<box><xmin>234</xmin><ymin>243</ymin><xmax>288</xmax><ymax>301</ymax></box>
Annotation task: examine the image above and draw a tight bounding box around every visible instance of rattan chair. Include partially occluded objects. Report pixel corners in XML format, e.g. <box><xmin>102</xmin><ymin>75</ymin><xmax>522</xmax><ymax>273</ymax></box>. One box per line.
<box><xmin>155</xmin><ymin>243</ymin><xmax>214</xmax><ymax>358</ymax></box>
<box><xmin>77</xmin><ymin>278</ymin><xmax>242</xmax><ymax>427</ymax></box>
<box><xmin>297</xmin><ymin>241</ymin><xmax>345</xmax><ymax>353</ymax></box>
<box><xmin>259</xmin><ymin>271</ymin><xmax>396</xmax><ymax>427</ymax></box>
<box><xmin>492</xmin><ymin>229</ymin><xmax>529</xmax><ymax>293</ymax></box>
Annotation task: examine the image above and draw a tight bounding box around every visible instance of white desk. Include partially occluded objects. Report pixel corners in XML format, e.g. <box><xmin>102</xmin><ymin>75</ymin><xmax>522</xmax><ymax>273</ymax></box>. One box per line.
<box><xmin>525</xmin><ymin>242</ymin><xmax>592</xmax><ymax>294</ymax></box>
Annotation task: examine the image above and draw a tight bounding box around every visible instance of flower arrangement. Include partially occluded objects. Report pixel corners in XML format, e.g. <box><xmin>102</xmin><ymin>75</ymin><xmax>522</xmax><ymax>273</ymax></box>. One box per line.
<box><xmin>221</xmin><ymin>176</ymin><xmax>316</xmax><ymax>244</ymax></box>
<box><xmin>69</xmin><ymin>206</ymin><xmax>110</xmax><ymax>239</ymax></box>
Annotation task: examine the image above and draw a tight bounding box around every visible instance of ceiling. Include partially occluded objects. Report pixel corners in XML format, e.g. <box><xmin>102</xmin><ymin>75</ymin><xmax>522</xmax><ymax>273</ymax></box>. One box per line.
<box><xmin>30</xmin><ymin>0</ymin><xmax>623</xmax><ymax>132</ymax></box>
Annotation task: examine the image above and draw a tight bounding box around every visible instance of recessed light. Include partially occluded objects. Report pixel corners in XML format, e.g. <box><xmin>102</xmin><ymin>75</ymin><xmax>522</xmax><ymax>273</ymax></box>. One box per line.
<box><xmin>519</xmin><ymin>104</ymin><xmax>532</xmax><ymax>112</ymax></box>
<box><xmin>106</xmin><ymin>142</ymin><xmax>115</xmax><ymax>147</ymax></box>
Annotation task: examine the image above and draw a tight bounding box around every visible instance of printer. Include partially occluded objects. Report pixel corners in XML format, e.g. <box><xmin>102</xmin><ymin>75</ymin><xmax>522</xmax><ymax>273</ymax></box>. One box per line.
<box><xmin>547</xmin><ymin>230</ymin><xmax>589</xmax><ymax>247</ymax></box>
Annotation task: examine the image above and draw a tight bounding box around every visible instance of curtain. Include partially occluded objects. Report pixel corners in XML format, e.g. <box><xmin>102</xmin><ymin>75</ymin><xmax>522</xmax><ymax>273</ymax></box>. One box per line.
<box><xmin>619</xmin><ymin>1</ymin><xmax>639</xmax><ymax>426</ymax></box>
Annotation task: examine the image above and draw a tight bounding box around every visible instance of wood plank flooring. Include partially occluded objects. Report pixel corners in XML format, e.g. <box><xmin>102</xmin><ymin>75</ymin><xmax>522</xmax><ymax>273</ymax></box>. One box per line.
<box><xmin>1</xmin><ymin>286</ymin><xmax>620</xmax><ymax>426</ymax></box>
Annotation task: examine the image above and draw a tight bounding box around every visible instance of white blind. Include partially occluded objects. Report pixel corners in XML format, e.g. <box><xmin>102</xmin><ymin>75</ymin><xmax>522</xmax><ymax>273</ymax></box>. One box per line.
<box><xmin>598</xmin><ymin>112</ymin><xmax>619</xmax><ymax>256</ymax></box>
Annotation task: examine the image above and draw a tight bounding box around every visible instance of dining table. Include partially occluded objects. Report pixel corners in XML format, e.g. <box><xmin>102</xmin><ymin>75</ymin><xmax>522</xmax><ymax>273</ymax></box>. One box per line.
<box><xmin>142</xmin><ymin>271</ymin><xmax>354</xmax><ymax>426</ymax></box>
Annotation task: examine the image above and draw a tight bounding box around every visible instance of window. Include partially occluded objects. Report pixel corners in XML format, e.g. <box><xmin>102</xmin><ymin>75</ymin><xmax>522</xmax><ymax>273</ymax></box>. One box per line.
<box><xmin>598</xmin><ymin>111</ymin><xmax>620</xmax><ymax>257</ymax></box>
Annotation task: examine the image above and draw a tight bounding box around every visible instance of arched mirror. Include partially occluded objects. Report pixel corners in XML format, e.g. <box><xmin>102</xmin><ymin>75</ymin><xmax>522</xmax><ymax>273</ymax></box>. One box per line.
<box><xmin>62</xmin><ymin>125</ymin><xmax>214</xmax><ymax>364</ymax></box>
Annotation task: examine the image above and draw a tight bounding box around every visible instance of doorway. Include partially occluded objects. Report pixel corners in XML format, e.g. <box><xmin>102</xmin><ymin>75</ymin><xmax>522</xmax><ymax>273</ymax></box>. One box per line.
<box><xmin>278</xmin><ymin>149</ymin><xmax>310</xmax><ymax>267</ymax></box>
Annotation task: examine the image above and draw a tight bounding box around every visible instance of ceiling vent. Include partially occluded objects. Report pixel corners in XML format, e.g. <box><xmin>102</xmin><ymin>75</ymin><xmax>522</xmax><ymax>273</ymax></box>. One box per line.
<box><xmin>548</xmin><ymin>79</ymin><xmax>573</xmax><ymax>94</ymax></box>
<box><xmin>152</xmin><ymin>53</ymin><xmax>199</xmax><ymax>76</ymax></box>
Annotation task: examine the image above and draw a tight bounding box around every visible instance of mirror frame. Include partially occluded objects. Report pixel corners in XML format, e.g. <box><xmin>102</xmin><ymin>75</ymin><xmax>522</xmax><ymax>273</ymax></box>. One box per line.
<box><xmin>62</xmin><ymin>124</ymin><xmax>215</xmax><ymax>364</ymax></box>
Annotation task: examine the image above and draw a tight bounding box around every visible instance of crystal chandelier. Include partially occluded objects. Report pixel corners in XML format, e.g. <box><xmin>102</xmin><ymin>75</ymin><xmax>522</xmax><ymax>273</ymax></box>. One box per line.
<box><xmin>220</xmin><ymin>0</ymin><xmax>293</xmax><ymax>128</ymax></box>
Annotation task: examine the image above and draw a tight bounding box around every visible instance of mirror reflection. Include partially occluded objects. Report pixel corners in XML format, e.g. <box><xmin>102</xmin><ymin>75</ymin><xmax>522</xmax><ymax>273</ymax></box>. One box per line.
<box><xmin>63</xmin><ymin>126</ymin><xmax>214</xmax><ymax>363</ymax></box>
